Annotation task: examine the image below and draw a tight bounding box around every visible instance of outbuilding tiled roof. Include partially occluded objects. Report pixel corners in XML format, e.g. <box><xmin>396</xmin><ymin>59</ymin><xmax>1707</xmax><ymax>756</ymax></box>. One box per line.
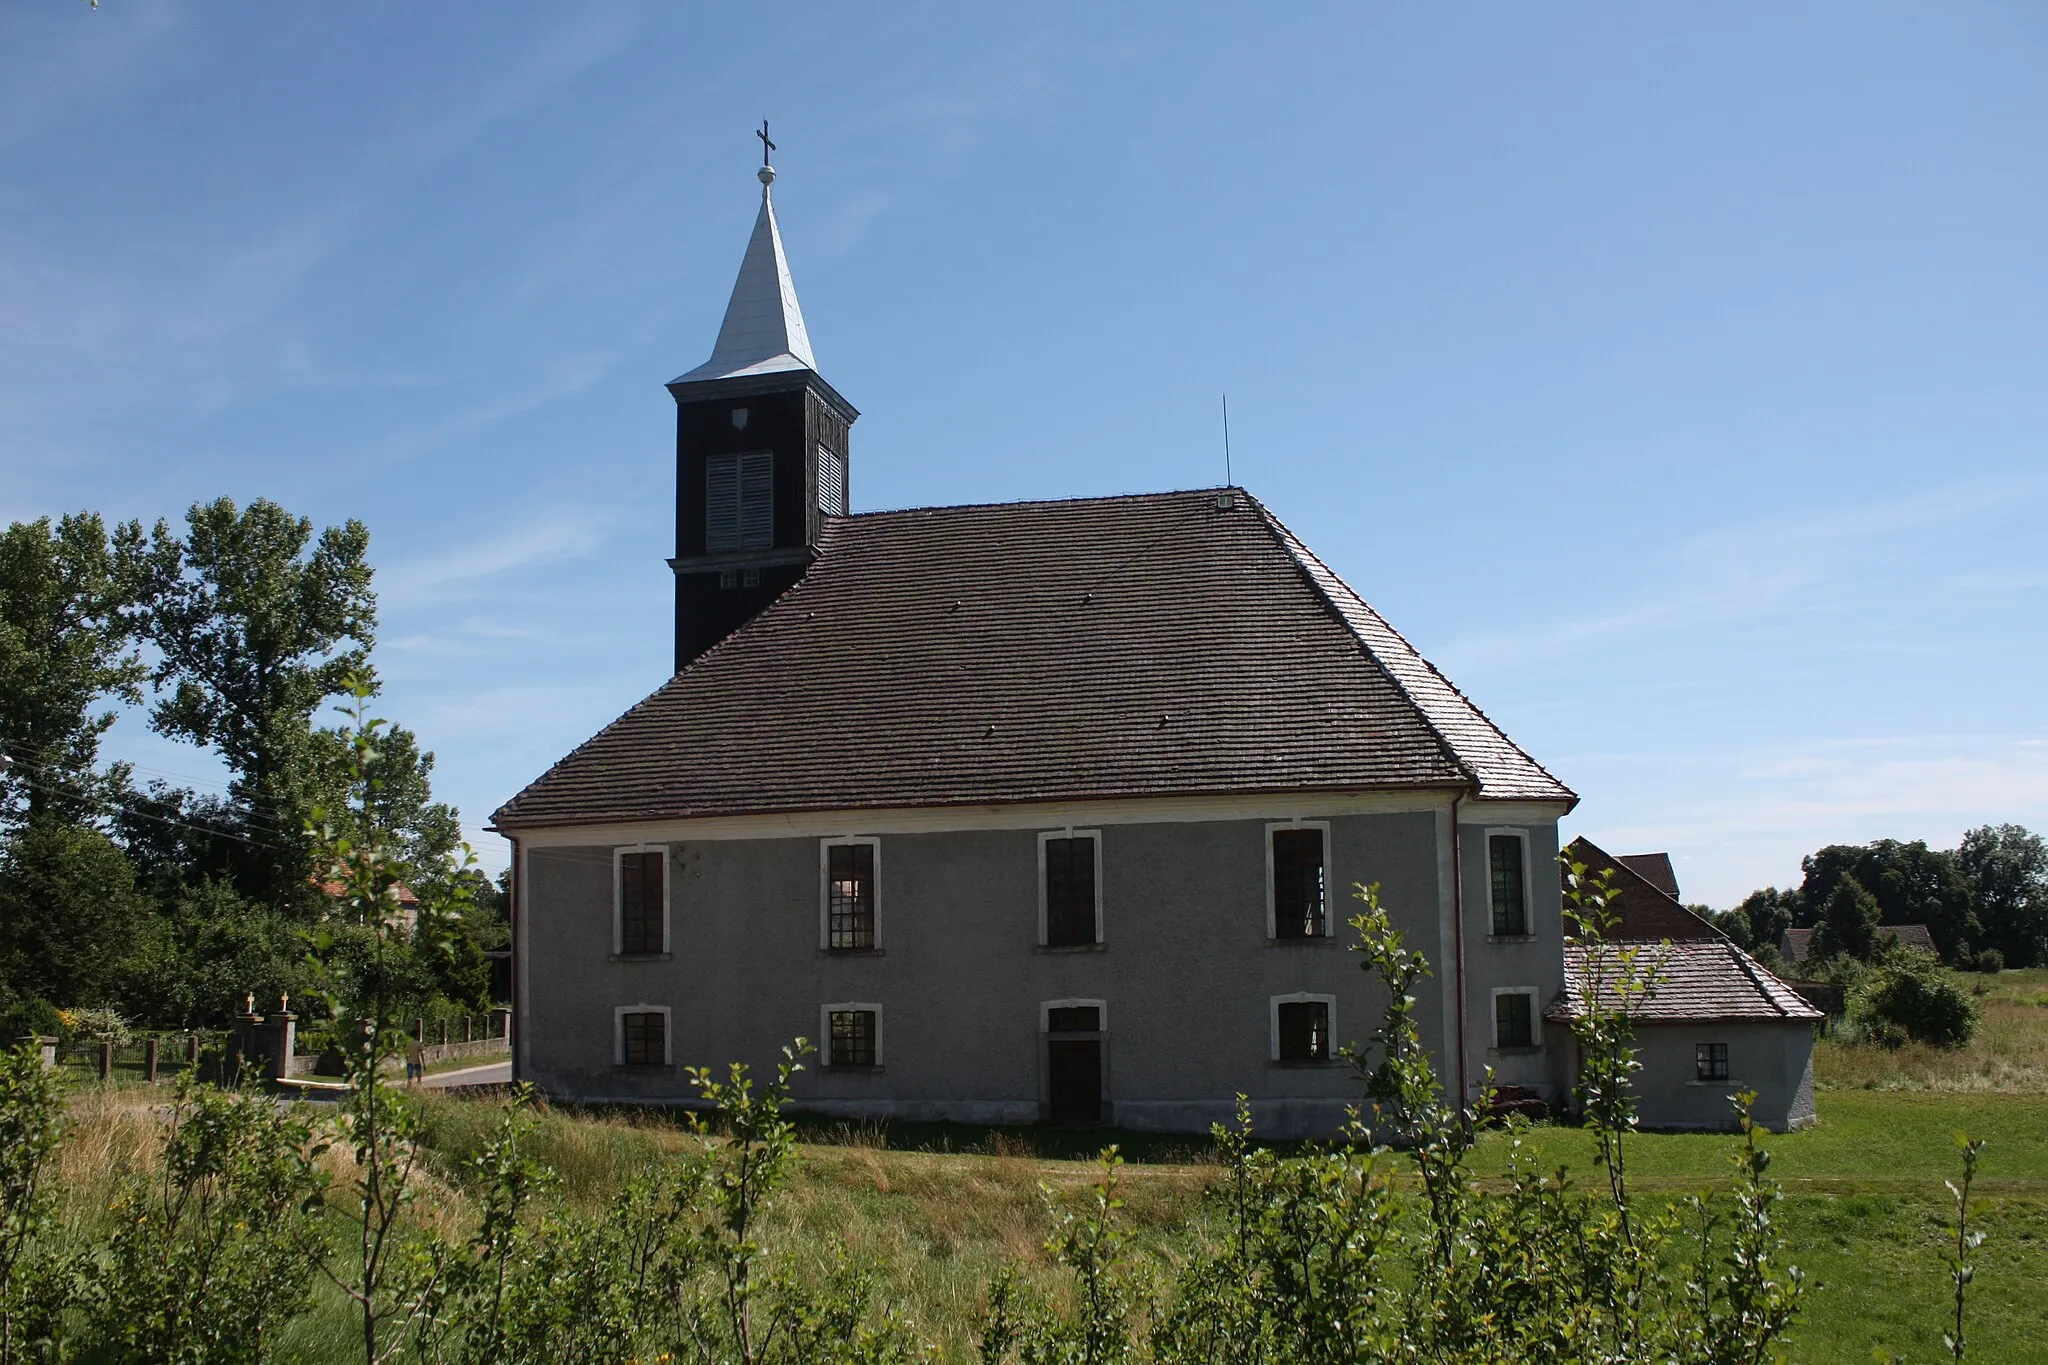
<box><xmin>494</xmin><ymin>489</ymin><xmax>1574</xmax><ymax>829</ymax></box>
<box><xmin>1617</xmin><ymin>852</ymin><xmax>1680</xmax><ymax>900</ymax></box>
<box><xmin>1551</xmin><ymin>941</ymin><xmax>1825</xmax><ymax>1023</ymax></box>
<box><xmin>1551</xmin><ymin>837</ymin><xmax>1821</xmax><ymax>1024</ymax></box>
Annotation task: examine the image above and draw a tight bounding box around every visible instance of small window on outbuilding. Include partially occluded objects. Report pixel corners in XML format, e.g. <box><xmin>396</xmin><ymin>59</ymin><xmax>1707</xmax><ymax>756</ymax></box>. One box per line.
<box><xmin>1696</xmin><ymin>1042</ymin><xmax>1729</xmax><ymax>1081</ymax></box>
<box><xmin>1489</xmin><ymin>833</ymin><xmax>1529</xmax><ymax>936</ymax></box>
<box><xmin>1493</xmin><ymin>991</ymin><xmax>1535</xmax><ymax>1049</ymax></box>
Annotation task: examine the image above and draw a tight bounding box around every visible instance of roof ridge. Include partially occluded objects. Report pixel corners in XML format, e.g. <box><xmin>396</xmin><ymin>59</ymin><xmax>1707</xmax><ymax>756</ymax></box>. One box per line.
<box><xmin>841</xmin><ymin>486</ymin><xmax>1231</xmax><ymax>521</ymax></box>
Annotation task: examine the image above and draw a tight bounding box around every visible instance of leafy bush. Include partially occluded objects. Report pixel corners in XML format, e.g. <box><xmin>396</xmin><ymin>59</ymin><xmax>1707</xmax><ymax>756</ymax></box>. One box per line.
<box><xmin>1969</xmin><ymin>946</ymin><xmax>2005</xmax><ymax>974</ymax></box>
<box><xmin>56</xmin><ymin>1005</ymin><xmax>131</xmax><ymax>1047</ymax></box>
<box><xmin>1854</xmin><ymin>957</ymin><xmax>1980</xmax><ymax>1049</ymax></box>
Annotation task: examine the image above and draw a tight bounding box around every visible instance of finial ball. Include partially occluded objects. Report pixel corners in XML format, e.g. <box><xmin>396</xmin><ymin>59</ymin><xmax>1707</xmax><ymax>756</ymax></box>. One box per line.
<box><xmin>757</xmin><ymin>164</ymin><xmax>776</xmax><ymax>187</ymax></box>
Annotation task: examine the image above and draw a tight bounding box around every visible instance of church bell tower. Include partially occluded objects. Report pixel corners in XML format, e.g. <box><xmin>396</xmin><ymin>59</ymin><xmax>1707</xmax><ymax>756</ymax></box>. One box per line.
<box><xmin>666</xmin><ymin>131</ymin><xmax>858</xmax><ymax>672</ymax></box>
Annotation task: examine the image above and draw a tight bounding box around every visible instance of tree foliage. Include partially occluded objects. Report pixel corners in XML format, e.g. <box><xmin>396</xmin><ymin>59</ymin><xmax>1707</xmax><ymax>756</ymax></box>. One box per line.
<box><xmin>1797</xmin><ymin>840</ymin><xmax>1977</xmax><ymax>960</ymax></box>
<box><xmin>1956</xmin><ymin>824</ymin><xmax>2048</xmax><ymax>968</ymax></box>
<box><xmin>0</xmin><ymin>512</ymin><xmax>144</xmax><ymax>832</ymax></box>
<box><xmin>1809</xmin><ymin>874</ymin><xmax>1884</xmax><ymax>964</ymax></box>
<box><xmin>134</xmin><ymin>497</ymin><xmax>375</xmax><ymax>909</ymax></box>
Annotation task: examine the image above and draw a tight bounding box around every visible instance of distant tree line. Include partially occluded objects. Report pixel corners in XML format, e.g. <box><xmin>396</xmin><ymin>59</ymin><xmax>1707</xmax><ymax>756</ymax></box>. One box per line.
<box><xmin>0</xmin><ymin>500</ymin><xmax>501</xmax><ymax>1043</ymax></box>
<box><xmin>1702</xmin><ymin>827</ymin><xmax>2048</xmax><ymax>974</ymax></box>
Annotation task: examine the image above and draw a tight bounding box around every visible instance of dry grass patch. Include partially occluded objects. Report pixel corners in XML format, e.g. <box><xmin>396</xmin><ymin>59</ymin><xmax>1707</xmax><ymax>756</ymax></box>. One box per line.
<box><xmin>1817</xmin><ymin>968</ymin><xmax>2048</xmax><ymax>1093</ymax></box>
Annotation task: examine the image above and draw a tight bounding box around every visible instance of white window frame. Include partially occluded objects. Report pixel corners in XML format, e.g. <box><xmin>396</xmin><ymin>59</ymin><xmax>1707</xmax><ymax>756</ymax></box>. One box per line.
<box><xmin>1484</xmin><ymin>827</ymin><xmax>1534</xmax><ymax>938</ymax></box>
<box><xmin>1269</xmin><ymin>992</ymin><xmax>1338</xmax><ymax>1062</ymax></box>
<box><xmin>614</xmin><ymin>1003</ymin><xmax>672</xmax><ymax>1066</ymax></box>
<box><xmin>612</xmin><ymin>844</ymin><xmax>670</xmax><ymax>956</ymax></box>
<box><xmin>1490</xmin><ymin>987</ymin><xmax>1541</xmax><ymax>1050</ymax></box>
<box><xmin>820</xmin><ymin>1001</ymin><xmax>884</xmax><ymax>1067</ymax></box>
<box><xmin>1037</xmin><ymin>828</ymin><xmax>1104</xmax><ymax>946</ymax></box>
<box><xmin>1264</xmin><ymin>819</ymin><xmax>1334</xmax><ymax>939</ymax></box>
<box><xmin>1039</xmin><ymin>998</ymin><xmax>1110</xmax><ymax>1033</ymax></box>
<box><xmin>818</xmin><ymin>836</ymin><xmax>883</xmax><ymax>950</ymax></box>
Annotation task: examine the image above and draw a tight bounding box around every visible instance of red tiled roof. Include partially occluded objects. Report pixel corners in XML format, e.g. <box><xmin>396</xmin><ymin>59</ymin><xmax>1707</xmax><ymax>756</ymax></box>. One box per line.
<box><xmin>1617</xmin><ymin>852</ymin><xmax>1680</xmax><ymax>900</ymax></box>
<box><xmin>494</xmin><ymin>490</ymin><xmax>1573</xmax><ymax>828</ymax></box>
<box><xmin>1563</xmin><ymin>837</ymin><xmax>1721</xmax><ymax>942</ymax></box>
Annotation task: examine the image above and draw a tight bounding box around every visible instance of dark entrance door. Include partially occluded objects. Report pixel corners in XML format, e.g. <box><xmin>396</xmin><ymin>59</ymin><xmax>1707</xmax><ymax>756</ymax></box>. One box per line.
<box><xmin>1047</xmin><ymin>1040</ymin><xmax>1102</xmax><ymax>1125</ymax></box>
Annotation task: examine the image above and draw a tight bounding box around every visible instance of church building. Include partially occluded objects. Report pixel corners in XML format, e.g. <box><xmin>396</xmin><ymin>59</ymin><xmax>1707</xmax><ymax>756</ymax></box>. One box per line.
<box><xmin>493</xmin><ymin>151</ymin><xmax>1585</xmax><ymax>1136</ymax></box>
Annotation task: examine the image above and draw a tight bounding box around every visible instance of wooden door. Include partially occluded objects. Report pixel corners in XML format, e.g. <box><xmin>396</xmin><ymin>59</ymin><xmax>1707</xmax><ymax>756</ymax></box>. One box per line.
<box><xmin>1047</xmin><ymin>1039</ymin><xmax>1102</xmax><ymax>1125</ymax></box>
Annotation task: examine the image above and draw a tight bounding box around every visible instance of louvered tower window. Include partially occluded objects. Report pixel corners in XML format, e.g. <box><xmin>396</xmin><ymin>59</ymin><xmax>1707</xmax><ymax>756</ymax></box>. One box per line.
<box><xmin>706</xmin><ymin>452</ymin><xmax>773</xmax><ymax>552</ymax></box>
<box><xmin>817</xmin><ymin>445</ymin><xmax>846</xmax><ymax>515</ymax></box>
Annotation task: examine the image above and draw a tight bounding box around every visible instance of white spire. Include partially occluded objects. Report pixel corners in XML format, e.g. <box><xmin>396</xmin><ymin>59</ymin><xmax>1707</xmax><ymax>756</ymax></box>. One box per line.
<box><xmin>672</xmin><ymin>163</ymin><xmax>817</xmax><ymax>384</ymax></box>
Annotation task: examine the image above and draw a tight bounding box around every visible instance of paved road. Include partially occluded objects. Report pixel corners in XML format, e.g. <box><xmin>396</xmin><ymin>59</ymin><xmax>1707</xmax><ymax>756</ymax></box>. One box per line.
<box><xmin>420</xmin><ymin>1059</ymin><xmax>512</xmax><ymax>1088</ymax></box>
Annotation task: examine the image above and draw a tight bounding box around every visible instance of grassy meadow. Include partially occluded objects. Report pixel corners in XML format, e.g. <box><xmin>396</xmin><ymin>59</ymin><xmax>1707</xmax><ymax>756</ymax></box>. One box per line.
<box><xmin>46</xmin><ymin>968</ymin><xmax>2048</xmax><ymax>1362</ymax></box>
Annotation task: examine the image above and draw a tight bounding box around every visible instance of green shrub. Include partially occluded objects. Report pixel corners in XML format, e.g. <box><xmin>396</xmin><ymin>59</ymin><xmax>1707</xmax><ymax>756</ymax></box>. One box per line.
<box><xmin>1854</xmin><ymin>958</ymin><xmax>1980</xmax><ymax>1048</ymax></box>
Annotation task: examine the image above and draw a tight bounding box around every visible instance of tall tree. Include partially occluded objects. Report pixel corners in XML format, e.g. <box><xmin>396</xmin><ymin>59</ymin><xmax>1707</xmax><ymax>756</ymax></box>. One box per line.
<box><xmin>136</xmin><ymin>498</ymin><xmax>375</xmax><ymax>910</ymax></box>
<box><xmin>1808</xmin><ymin>874</ymin><xmax>1883</xmax><ymax>963</ymax></box>
<box><xmin>0</xmin><ymin>514</ymin><xmax>144</xmax><ymax>831</ymax></box>
<box><xmin>1797</xmin><ymin>840</ymin><xmax>1978</xmax><ymax>959</ymax></box>
<box><xmin>1958</xmin><ymin>824</ymin><xmax>2048</xmax><ymax>968</ymax></box>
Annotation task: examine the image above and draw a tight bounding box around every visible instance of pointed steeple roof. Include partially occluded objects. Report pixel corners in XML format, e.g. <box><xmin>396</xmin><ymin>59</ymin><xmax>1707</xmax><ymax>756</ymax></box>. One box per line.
<box><xmin>672</xmin><ymin>165</ymin><xmax>817</xmax><ymax>384</ymax></box>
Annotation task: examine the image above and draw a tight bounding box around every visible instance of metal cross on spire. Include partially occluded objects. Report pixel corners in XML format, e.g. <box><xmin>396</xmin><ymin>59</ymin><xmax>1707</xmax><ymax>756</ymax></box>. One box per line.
<box><xmin>756</xmin><ymin>119</ymin><xmax>776</xmax><ymax>167</ymax></box>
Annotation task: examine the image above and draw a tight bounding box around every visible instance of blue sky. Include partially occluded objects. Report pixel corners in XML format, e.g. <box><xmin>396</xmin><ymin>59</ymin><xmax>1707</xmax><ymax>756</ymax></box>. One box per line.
<box><xmin>3</xmin><ymin>3</ymin><xmax>2043</xmax><ymax>906</ymax></box>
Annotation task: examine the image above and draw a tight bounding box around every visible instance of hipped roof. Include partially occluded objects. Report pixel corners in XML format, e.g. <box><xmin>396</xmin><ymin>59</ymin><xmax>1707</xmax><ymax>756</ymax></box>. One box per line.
<box><xmin>495</xmin><ymin>490</ymin><xmax>1573</xmax><ymax>829</ymax></box>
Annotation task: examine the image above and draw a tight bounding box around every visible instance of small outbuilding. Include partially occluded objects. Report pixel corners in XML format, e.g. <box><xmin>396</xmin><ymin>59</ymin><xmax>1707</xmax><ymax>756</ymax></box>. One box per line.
<box><xmin>1550</xmin><ymin>839</ymin><xmax>1822</xmax><ymax>1132</ymax></box>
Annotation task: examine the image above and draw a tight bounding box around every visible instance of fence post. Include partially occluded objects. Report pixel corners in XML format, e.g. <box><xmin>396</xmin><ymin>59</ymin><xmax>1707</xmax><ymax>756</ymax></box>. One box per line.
<box><xmin>414</xmin><ymin>1017</ymin><xmax>425</xmax><ymax>1043</ymax></box>
<box><xmin>186</xmin><ymin>1033</ymin><xmax>200</xmax><ymax>1069</ymax></box>
<box><xmin>439</xmin><ymin>1019</ymin><xmax>449</xmax><ymax>1046</ymax></box>
<box><xmin>97</xmin><ymin>1041</ymin><xmax>113</xmax><ymax>1081</ymax></box>
<box><xmin>145</xmin><ymin>1037</ymin><xmax>159</xmax><ymax>1084</ymax></box>
<box><xmin>463</xmin><ymin>1016</ymin><xmax>474</xmax><ymax>1044</ymax></box>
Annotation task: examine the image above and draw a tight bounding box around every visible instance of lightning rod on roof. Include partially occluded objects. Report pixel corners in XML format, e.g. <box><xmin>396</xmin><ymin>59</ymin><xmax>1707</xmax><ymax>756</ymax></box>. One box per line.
<box><xmin>1223</xmin><ymin>392</ymin><xmax>1233</xmax><ymax>487</ymax></box>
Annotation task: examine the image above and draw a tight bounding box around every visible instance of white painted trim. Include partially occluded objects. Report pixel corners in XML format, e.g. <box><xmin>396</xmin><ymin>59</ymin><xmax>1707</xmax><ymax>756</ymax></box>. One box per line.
<box><xmin>1459</xmin><ymin>802</ymin><xmax>1570</xmax><ymax>827</ymax></box>
<box><xmin>1037</xmin><ymin>828</ymin><xmax>1104</xmax><ymax>946</ymax></box>
<box><xmin>611</xmin><ymin>844</ymin><xmax>671</xmax><ymax>955</ymax></box>
<box><xmin>1482</xmin><ymin>828</ymin><xmax>1532</xmax><ymax>937</ymax></box>
<box><xmin>1040</xmin><ymin>998</ymin><xmax>1110</xmax><ymax>1033</ymax></box>
<box><xmin>1264</xmin><ymin>819</ymin><xmax>1333</xmax><ymax>939</ymax></box>
<box><xmin>614</xmin><ymin>1003</ymin><xmax>672</xmax><ymax>1066</ymax></box>
<box><xmin>820</xmin><ymin>1001</ymin><xmax>884</xmax><ymax>1067</ymax></box>
<box><xmin>817</xmin><ymin>836</ymin><xmax>882</xmax><ymax>951</ymax></box>
<box><xmin>1489</xmin><ymin>987</ymin><xmax>1540</xmax><ymax>1049</ymax></box>
<box><xmin>508</xmin><ymin>788</ymin><xmax>1508</xmax><ymax>849</ymax></box>
<box><xmin>1269</xmin><ymin>992</ymin><xmax>1338</xmax><ymax>1061</ymax></box>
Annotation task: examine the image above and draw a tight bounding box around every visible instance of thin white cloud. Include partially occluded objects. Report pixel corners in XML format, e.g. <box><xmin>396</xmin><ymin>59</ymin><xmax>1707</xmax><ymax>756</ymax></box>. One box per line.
<box><xmin>377</xmin><ymin>508</ymin><xmax>614</xmax><ymax>608</ymax></box>
<box><xmin>1447</xmin><ymin>477</ymin><xmax>2045</xmax><ymax>673</ymax></box>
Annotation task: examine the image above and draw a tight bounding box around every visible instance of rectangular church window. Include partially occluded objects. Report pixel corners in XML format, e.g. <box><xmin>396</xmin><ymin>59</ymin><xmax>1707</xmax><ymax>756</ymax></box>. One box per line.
<box><xmin>706</xmin><ymin>451</ymin><xmax>773</xmax><ymax>552</ymax></box>
<box><xmin>616</xmin><ymin>849</ymin><xmax>665</xmax><ymax>956</ymax></box>
<box><xmin>1490</xmin><ymin>833</ymin><xmax>1528</xmax><ymax>936</ymax></box>
<box><xmin>828</xmin><ymin>1008</ymin><xmax>878</xmax><ymax>1067</ymax></box>
<box><xmin>1275</xmin><ymin>999</ymin><xmax>1331</xmax><ymax>1062</ymax></box>
<box><xmin>824</xmin><ymin>840</ymin><xmax>876</xmax><ymax>950</ymax></box>
<box><xmin>1271</xmin><ymin>826</ymin><xmax>1328</xmax><ymax>937</ymax></box>
<box><xmin>1043</xmin><ymin>834</ymin><xmax>1099</xmax><ymax>946</ymax></box>
<box><xmin>1494</xmin><ymin>991</ymin><xmax>1535</xmax><ymax>1049</ymax></box>
<box><xmin>619</xmin><ymin>1010</ymin><xmax>667</xmax><ymax>1066</ymax></box>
